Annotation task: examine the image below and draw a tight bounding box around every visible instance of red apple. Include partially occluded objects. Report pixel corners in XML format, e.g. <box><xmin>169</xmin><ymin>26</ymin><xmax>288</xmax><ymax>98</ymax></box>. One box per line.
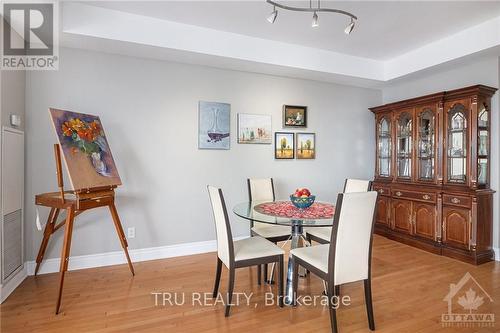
<box><xmin>294</xmin><ymin>188</ymin><xmax>311</xmax><ymax>197</ymax></box>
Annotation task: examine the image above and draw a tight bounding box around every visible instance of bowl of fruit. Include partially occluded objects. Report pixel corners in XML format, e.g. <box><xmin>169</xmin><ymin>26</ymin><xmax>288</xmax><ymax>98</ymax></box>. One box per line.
<box><xmin>290</xmin><ymin>188</ymin><xmax>315</xmax><ymax>209</ymax></box>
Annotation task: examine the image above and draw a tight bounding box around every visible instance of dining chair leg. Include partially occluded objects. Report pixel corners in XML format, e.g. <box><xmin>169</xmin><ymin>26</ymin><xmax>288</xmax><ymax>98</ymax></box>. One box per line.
<box><xmin>257</xmin><ymin>264</ymin><xmax>262</xmax><ymax>285</ymax></box>
<box><xmin>264</xmin><ymin>263</ymin><xmax>273</xmax><ymax>284</ymax></box>
<box><xmin>225</xmin><ymin>267</ymin><xmax>235</xmax><ymax>317</ymax></box>
<box><xmin>364</xmin><ymin>278</ymin><xmax>375</xmax><ymax>330</ymax></box>
<box><xmin>213</xmin><ymin>258</ymin><xmax>222</xmax><ymax>298</ymax></box>
<box><xmin>335</xmin><ymin>285</ymin><xmax>341</xmax><ymax>297</ymax></box>
<box><xmin>292</xmin><ymin>258</ymin><xmax>299</xmax><ymax>307</ymax></box>
<box><xmin>327</xmin><ymin>283</ymin><xmax>338</xmax><ymax>333</ymax></box>
<box><xmin>278</xmin><ymin>256</ymin><xmax>284</xmax><ymax>307</ymax></box>
<box><xmin>269</xmin><ymin>236</ymin><xmax>292</xmax><ymax>284</ymax></box>
<box><xmin>268</xmin><ymin>263</ymin><xmax>274</xmax><ymax>284</ymax></box>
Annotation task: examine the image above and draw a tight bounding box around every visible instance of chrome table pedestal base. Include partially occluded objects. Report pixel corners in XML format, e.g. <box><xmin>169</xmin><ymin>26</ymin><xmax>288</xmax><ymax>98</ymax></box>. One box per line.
<box><xmin>283</xmin><ymin>222</ymin><xmax>309</xmax><ymax>306</ymax></box>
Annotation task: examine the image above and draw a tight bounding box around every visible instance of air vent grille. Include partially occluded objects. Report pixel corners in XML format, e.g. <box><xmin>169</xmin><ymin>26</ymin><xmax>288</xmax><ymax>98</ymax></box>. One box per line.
<box><xmin>2</xmin><ymin>209</ymin><xmax>23</xmax><ymax>281</ymax></box>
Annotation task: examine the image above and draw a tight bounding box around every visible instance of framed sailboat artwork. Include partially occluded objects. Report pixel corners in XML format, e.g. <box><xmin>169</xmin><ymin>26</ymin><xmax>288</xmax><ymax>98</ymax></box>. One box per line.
<box><xmin>198</xmin><ymin>101</ymin><xmax>231</xmax><ymax>150</ymax></box>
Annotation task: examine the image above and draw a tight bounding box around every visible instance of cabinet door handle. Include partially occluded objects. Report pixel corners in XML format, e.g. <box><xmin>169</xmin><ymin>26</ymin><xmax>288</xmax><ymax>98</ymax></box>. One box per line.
<box><xmin>451</xmin><ymin>197</ymin><xmax>461</xmax><ymax>204</ymax></box>
<box><xmin>422</xmin><ymin>194</ymin><xmax>431</xmax><ymax>200</ymax></box>
<box><xmin>378</xmin><ymin>189</ymin><xmax>384</xmax><ymax>194</ymax></box>
<box><xmin>395</xmin><ymin>191</ymin><xmax>402</xmax><ymax>197</ymax></box>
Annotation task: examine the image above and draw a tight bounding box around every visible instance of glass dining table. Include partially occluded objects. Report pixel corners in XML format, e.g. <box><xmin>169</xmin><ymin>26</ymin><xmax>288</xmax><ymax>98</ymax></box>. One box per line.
<box><xmin>233</xmin><ymin>200</ymin><xmax>335</xmax><ymax>305</ymax></box>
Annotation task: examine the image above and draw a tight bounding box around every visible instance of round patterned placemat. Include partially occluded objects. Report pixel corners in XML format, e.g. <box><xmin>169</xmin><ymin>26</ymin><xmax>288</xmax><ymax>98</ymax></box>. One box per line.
<box><xmin>254</xmin><ymin>201</ymin><xmax>334</xmax><ymax>219</ymax></box>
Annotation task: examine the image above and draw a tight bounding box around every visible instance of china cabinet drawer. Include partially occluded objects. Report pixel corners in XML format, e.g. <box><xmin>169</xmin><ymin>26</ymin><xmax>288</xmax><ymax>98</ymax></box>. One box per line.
<box><xmin>443</xmin><ymin>194</ymin><xmax>471</xmax><ymax>208</ymax></box>
<box><xmin>392</xmin><ymin>189</ymin><xmax>436</xmax><ymax>203</ymax></box>
<box><xmin>373</xmin><ymin>185</ymin><xmax>390</xmax><ymax>197</ymax></box>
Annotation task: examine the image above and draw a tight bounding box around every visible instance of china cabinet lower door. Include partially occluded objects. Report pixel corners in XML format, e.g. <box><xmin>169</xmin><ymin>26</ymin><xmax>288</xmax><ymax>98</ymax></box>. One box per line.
<box><xmin>392</xmin><ymin>199</ymin><xmax>412</xmax><ymax>234</ymax></box>
<box><xmin>442</xmin><ymin>207</ymin><xmax>470</xmax><ymax>250</ymax></box>
<box><xmin>413</xmin><ymin>203</ymin><xmax>436</xmax><ymax>240</ymax></box>
<box><xmin>375</xmin><ymin>196</ymin><xmax>390</xmax><ymax>227</ymax></box>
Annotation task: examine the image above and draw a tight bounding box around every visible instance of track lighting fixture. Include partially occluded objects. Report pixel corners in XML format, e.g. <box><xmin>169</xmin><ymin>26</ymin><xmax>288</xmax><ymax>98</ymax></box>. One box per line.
<box><xmin>266</xmin><ymin>0</ymin><xmax>357</xmax><ymax>34</ymax></box>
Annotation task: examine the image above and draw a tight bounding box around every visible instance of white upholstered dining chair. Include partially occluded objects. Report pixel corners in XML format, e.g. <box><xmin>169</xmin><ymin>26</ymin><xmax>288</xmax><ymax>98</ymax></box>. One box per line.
<box><xmin>247</xmin><ymin>178</ymin><xmax>290</xmax><ymax>283</ymax></box>
<box><xmin>207</xmin><ymin>186</ymin><xmax>284</xmax><ymax>316</ymax></box>
<box><xmin>306</xmin><ymin>178</ymin><xmax>372</xmax><ymax>245</ymax></box>
<box><xmin>291</xmin><ymin>191</ymin><xmax>378</xmax><ymax>333</ymax></box>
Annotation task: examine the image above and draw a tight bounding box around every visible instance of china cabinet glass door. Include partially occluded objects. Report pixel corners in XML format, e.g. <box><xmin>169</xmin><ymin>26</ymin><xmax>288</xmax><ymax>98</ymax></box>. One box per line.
<box><xmin>397</xmin><ymin>112</ymin><xmax>412</xmax><ymax>179</ymax></box>
<box><xmin>417</xmin><ymin>109</ymin><xmax>435</xmax><ymax>181</ymax></box>
<box><xmin>377</xmin><ymin>116</ymin><xmax>391</xmax><ymax>177</ymax></box>
<box><xmin>447</xmin><ymin>104</ymin><xmax>467</xmax><ymax>183</ymax></box>
<box><xmin>478</xmin><ymin>103</ymin><xmax>489</xmax><ymax>185</ymax></box>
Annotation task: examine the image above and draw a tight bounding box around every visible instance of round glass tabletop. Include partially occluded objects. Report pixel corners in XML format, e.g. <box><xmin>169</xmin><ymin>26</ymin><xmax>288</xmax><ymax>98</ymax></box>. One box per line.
<box><xmin>232</xmin><ymin>200</ymin><xmax>335</xmax><ymax>227</ymax></box>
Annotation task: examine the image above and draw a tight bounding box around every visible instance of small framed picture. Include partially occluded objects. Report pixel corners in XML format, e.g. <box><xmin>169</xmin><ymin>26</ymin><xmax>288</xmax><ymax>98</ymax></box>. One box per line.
<box><xmin>275</xmin><ymin>132</ymin><xmax>295</xmax><ymax>159</ymax></box>
<box><xmin>296</xmin><ymin>133</ymin><xmax>316</xmax><ymax>159</ymax></box>
<box><xmin>237</xmin><ymin>113</ymin><xmax>272</xmax><ymax>144</ymax></box>
<box><xmin>283</xmin><ymin>105</ymin><xmax>307</xmax><ymax>128</ymax></box>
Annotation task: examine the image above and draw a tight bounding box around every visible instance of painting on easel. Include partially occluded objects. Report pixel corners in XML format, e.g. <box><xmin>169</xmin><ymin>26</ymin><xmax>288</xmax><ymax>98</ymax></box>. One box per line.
<box><xmin>49</xmin><ymin>108</ymin><xmax>121</xmax><ymax>191</ymax></box>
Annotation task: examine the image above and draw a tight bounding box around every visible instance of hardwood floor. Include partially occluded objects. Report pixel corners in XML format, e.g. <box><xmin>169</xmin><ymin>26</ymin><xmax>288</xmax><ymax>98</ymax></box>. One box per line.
<box><xmin>1</xmin><ymin>235</ymin><xmax>499</xmax><ymax>332</ymax></box>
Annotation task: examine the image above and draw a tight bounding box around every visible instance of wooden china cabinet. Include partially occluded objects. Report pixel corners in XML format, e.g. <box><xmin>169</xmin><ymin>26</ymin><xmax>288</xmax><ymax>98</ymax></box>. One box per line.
<box><xmin>370</xmin><ymin>85</ymin><xmax>497</xmax><ymax>265</ymax></box>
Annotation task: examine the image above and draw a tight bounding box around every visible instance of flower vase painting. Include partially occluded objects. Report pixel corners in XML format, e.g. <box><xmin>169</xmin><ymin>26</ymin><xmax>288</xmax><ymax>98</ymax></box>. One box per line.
<box><xmin>49</xmin><ymin>108</ymin><xmax>121</xmax><ymax>191</ymax></box>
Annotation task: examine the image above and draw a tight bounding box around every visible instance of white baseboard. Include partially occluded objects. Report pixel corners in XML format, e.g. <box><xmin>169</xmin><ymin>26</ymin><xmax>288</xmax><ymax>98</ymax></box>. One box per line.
<box><xmin>0</xmin><ymin>263</ymin><xmax>28</xmax><ymax>303</ymax></box>
<box><xmin>26</xmin><ymin>236</ymin><xmax>247</xmax><ymax>276</ymax></box>
<box><xmin>493</xmin><ymin>247</ymin><xmax>500</xmax><ymax>261</ymax></box>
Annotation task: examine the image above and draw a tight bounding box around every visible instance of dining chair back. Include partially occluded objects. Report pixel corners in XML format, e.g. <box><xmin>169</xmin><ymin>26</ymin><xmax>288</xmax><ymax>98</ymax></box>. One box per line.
<box><xmin>246</xmin><ymin>178</ymin><xmax>289</xmax><ymax>284</ymax></box>
<box><xmin>207</xmin><ymin>186</ymin><xmax>234</xmax><ymax>268</ymax></box>
<box><xmin>247</xmin><ymin>178</ymin><xmax>275</xmax><ymax>201</ymax></box>
<box><xmin>343</xmin><ymin>178</ymin><xmax>372</xmax><ymax>193</ymax></box>
<box><xmin>305</xmin><ymin>179</ymin><xmax>372</xmax><ymax>245</ymax></box>
<box><xmin>329</xmin><ymin>191</ymin><xmax>378</xmax><ymax>285</ymax></box>
<box><xmin>291</xmin><ymin>191</ymin><xmax>378</xmax><ymax>332</ymax></box>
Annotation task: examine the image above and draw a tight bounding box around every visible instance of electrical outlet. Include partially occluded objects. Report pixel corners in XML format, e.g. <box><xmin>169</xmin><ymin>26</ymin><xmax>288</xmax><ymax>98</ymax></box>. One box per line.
<box><xmin>127</xmin><ymin>227</ymin><xmax>135</xmax><ymax>239</ymax></box>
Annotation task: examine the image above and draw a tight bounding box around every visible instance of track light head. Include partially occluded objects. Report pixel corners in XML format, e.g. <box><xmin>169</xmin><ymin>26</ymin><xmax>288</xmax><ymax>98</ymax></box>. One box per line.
<box><xmin>267</xmin><ymin>6</ymin><xmax>278</xmax><ymax>24</ymax></box>
<box><xmin>344</xmin><ymin>18</ymin><xmax>355</xmax><ymax>34</ymax></box>
<box><xmin>312</xmin><ymin>12</ymin><xmax>319</xmax><ymax>28</ymax></box>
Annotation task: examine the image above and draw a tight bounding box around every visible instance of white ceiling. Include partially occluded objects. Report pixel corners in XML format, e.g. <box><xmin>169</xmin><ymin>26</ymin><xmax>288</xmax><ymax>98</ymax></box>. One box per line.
<box><xmin>85</xmin><ymin>1</ymin><xmax>500</xmax><ymax>60</ymax></box>
<box><xmin>47</xmin><ymin>1</ymin><xmax>500</xmax><ymax>87</ymax></box>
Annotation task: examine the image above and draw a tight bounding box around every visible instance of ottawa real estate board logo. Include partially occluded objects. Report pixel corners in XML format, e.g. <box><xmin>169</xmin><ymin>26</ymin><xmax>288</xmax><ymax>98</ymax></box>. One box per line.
<box><xmin>1</xmin><ymin>1</ymin><xmax>58</xmax><ymax>70</ymax></box>
<box><xmin>442</xmin><ymin>272</ymin><xmax>494</xmax><ymax>328</ymax></box>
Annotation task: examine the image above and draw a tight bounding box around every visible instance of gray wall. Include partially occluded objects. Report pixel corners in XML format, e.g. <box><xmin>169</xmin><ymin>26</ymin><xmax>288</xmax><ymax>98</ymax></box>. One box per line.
<box><xmin>0</xmin><ymin>19</ymin><xmax>26</xmax><ymax>130</ymax></box>
<box><xmin>383</xmin><ymin>56</ymin><xmax>500</xmax><ymax>253</ymax></box>
<box><xmin>0</xmin><ymin>20</ymin><xmax>26</xmax><ymax>281</ymax></box>
<box><xmin>25</xmin><ymin>47</ymin><xmax>381</xmax><ymax>261</ymax></box>
<box><xmin>1</xmin><ymin>69</ymin><xmax>26</xmax><ymax>131</ymax></box>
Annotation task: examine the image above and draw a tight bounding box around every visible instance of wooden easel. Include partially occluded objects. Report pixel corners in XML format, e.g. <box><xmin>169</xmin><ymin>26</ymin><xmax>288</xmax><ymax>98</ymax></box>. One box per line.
<box><xmin>34</xmin><ymin>144</ymin><xmax>135</xmax><ymax>314</ymax></box>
